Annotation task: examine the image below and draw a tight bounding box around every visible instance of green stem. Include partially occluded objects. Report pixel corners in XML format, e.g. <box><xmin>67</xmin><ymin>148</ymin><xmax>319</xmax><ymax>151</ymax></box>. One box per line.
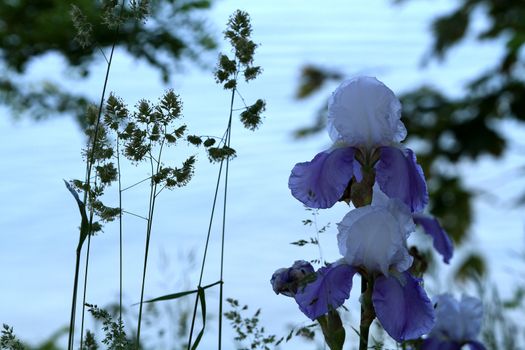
<box><xmin>117</xmin><ymin>137</ymin><xmax>123</xmax><ymax>322</ymax></box>
<box><xmin>218</xmin><ymin>88</ymin><xmax>234</xmax><ymax>350</ymax></box>
<box><xmin>187</xmin><ymin>161</ymin><xmax>224</xmax><ymax>350</ymax></box>
<box><xmin>79</xmin><ymin>232</ymin><xmax>93</xmax><ymax>350</ymax></box>
<box><xmin>355</xmin><ymin>163</ymin><xmax>375</xmax><ymax>350</ymax></box>
<box><xmin>359</xmin><ymin>273</ymin><xmax>375</xmax><ymax>350</ymax></box>
<box><xmin>67</xmin><ymin>248</ymin><xmax>82</xmax><ymax>350</ymax></box>
<box><xmin>136</xmin><ymin>139</ymin><xmax>165</xmax><ymax>347</ymax></box>
<box><xmin>67</xmin><ymin>2</ymin><xmax>125</xmax><ymax>347</ymax></box>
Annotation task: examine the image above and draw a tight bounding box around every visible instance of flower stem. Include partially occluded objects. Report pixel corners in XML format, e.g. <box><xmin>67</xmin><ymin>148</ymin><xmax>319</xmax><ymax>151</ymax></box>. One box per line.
<box><xmin>359</xmin><ymin>274</ymin><xmax>375</xmax><ymax>350</ymax></box>
<box><xmin>354</xmin><ymin>168</ymin><xmax>375</xmax><ymax>350</ymax></box>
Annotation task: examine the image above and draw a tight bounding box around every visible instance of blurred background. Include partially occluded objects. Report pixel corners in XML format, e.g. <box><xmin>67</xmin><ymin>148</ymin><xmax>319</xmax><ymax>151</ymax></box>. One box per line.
<box><xmin>1</xmin><ymin>0</ymin><xmax>524</xmax><ymax>349</ymax></box>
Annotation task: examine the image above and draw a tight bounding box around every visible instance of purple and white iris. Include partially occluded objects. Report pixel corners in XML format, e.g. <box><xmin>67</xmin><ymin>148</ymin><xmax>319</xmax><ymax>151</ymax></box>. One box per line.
<box><xmin>422</xmin><ymin>294</ymin><xmax>486</xmax><ymax>350</ymax></box>
<box><xmin>289</xmin><ymin>76</ymin><xmax>428</xmax><ymax>212</ymax></box>
<box><xmin>273</xmin><ymin>76</ymin><xmax>458</xmax><ymax>347</ymax></box>
<box><xmin>293</xmin><ymin>192</ymin><xmax>435</xmax><ymax>342</ymax></box>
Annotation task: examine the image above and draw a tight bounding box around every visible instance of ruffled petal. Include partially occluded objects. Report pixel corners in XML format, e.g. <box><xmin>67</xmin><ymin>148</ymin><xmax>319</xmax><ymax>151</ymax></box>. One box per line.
<box><xmin>294</xmin><ymin>263</ymin><xmax>356</xmax><ymax>320</ymax></box>
<box><xmin>372</xmin><ymin>272</ymin><xmax>435</xmax><ymax>342</ymax></box>
<box><xmin>289</xmin><ymin>147</ymin><xmax>355</xmax><ymax>209</ymax></box>
<box><xmin>372</xmin><ymin>186</ymin><xmax>416</xmax><ymax>239</ymax></box>
<box><xmin>376</xmin><ymin>146</ymin><xmax>429</xmax><ymax>213</ymax></box>
<box><xmin>337</xmin><ymin>204</ymin><xmax>413</xmax><ymax>276</ymax></box>
<box><xmin>327</xmin><ymin>76</ymin><xmax>406</xmax><ymax>147</ymax></box>
<box><xmin>421</xmin><ymin>338</ymin><xmax>462</xmax><ymax>350</ymax></box>
<box><xmin>413</xmin><ymin>214</ymin><xmax>454</xmax><ymax>264</ymax></box>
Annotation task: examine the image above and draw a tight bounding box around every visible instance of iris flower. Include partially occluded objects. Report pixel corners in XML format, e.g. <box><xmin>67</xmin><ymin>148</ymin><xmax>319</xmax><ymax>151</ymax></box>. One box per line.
<box><xmin>274</xmin><ymin>76</ymin><xmax>455</xmax><ymax>345</ymax></box>
<box><xmin>296</xmin><ymin>193</ymin><xmax>435</xmax><ymax>342</ymax></box>
<box><xmin>272</xmin><ymin>190</ymin><xmax>454</xmax><ymax>342</ymax></box>
<box><xmin>422</xmin><ymin>294</ymin><xmax>486</xmax><ymax>350</ymax></box>
<box><xmin>289</xmin><ymin>76</ymin><xmax>428</xmax><ymax>212</ymax></box>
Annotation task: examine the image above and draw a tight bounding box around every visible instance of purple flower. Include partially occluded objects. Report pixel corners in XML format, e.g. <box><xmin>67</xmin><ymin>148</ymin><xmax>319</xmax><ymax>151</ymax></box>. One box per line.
<box><xmin>271</xmin><ymin>260</ymin><xmax>315</xmax><ymax>297</ymax></box>
<box><xmin>413</xmin><ymin>213</ymin><xmax>454</xmax><ymax>264</ymax></box>
<box><xmin>289</xmin><ymin>147</ymin><xmax>357</xmax><ymax>209</ymax></box>
<box><xmin>288</xmin><ymin>77</ymin><xmax>428</xmax><ymax>211</ymax></box>
<box><xmin>294</xmin><ymin>263</ymin><xmax>434</xmax><ymax>342</ymax></box>
<box><xmin>372</xmin><ymin>272</ymin><xmax>435</xmax><ymax>342</ymax></box>
<box><xmin>337</xmin><ymin>193</ymin><xmax>414</xmax><ymax>276</ymax></box>
<box><xmin>294</xmin><ymin>262</ymin><xmax>357</xmax><ymax>319</ymax></box>
<box><xmin>327</xmin><ymin>77</ymin><xmax>406</xmax><ymax>148</ymax></box>
<box><xmin>422</xmin><ymin>294</ymin><xmax>486</xmax><ymax>350</ymax></box>
<box><xmin>290</xmin><ymin>193</ymin><xmax>435</xmax><ymax>341</ymax></box>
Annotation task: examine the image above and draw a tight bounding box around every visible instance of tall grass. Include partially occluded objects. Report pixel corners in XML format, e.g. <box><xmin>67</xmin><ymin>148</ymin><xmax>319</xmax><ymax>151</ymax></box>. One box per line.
<box><xmin>60</xmin><ymin>3</ymin><xmax>265</xmax><ymax>350</ymax></box>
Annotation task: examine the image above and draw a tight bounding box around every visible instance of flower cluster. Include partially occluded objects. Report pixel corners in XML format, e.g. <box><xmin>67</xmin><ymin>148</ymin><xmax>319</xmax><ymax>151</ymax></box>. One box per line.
<box><xmin>271</xmin><ymin>77</ymin><xmax>485</xmax><ymax>348</ymax></box>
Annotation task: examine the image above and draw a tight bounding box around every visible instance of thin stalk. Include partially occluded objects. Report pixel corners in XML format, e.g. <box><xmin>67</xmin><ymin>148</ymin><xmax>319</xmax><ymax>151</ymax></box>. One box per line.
<box><xmin>188</xmin><ymin>57</ymin><xmax>239</xmax><ymax>349</ymax></box>
<box><xmin>218</xmin><ymin>85</ymin><xmax>235</xmax><ymax>350</ymax></box>
<box><xmin>122</xmin><ymin>210</ymin><xmax>149</xmax><ymax>221</ymax></box>
<box><xmin>135</xmin><ymin>195</ymin><xmax>155</xmax><ymax>346</ymax></box>
<box><xmin>79</xmin><ymin>177</ymin><xmax>100</xmax><ymax>350</ymax></box>
<box><xmin>121</xmin><ymin>176</ymin><xmax>153</xmax><ymax>192</ymax></box>
<box><xmin>187</xmin><ymin>89</ymin><xmax>236</xmax><ymax>350</ymax></box>
<box><xmin>187</xmin><ymin>161</ymin><xmax>225</xmax><ymax>349</ymax></box>
<box><xmin>312</xmin><ymin>211</ymin><xmax>325</xmax><ymax>264</ymax></box>
<box><xmin>136</xmin><ymin>140</ymin><xmax>165</xmax><ymax>346</ymax></box>
<box><xmin>67</xmin><ymin>2</ymin><xmax>125</xmax><ymax>348</ymax></box>
<box><xmin>79</xmin><ymin>232</ymin><xmax>93</xmax><ymax>350</ymax></box>
<box><xmin>218</xmin><ymin>154</ymin><xmax>229</xmax><ymax>350</ymax></box>
<box><xmin>359</xmin><ymin>277</ymin><xmax>368</xmax><ymax>350</ymax></box>
<box><xmin>117</xmin><ymin>137</ymin><xmax>123</xmax><ymax>322</ymax></box>
<box><xmin>358</xmin><ymin>274</ymin><xmax>375</xmax><ymax>350</ymax></box>
<box><xmin>67</xmin><ymin>249</ymin><xmax>82</xmax><ymax>350</ymax></box>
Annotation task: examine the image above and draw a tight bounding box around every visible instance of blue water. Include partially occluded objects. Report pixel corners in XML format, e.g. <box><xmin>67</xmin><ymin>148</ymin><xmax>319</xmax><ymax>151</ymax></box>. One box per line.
<box><xmin>1</xmin><ymin>0</ymin><xmax>523</xmax><ymax>348</ymax></box>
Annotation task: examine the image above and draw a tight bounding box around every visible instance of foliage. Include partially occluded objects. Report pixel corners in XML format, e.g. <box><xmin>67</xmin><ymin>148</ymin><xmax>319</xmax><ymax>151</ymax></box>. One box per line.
<box><xmin>0</xmin><ymin>0</ymin><xmax>216</xmax><ymax>126</ymax></box>
<box><xmin>0</xmin><ymin>325</ymin><xmax>24</xmax><ymax>350</ymax></box>
<box><xmin>84</xmin><ymin>304</ymin><xmax>133</xmax><ymax>350</ymax></box>
<box><xmin>184</xmin><ymin>9</ymin><xmax>267</xmax><ymax>163</ymax></box>
<box><xmin>225</xmin><ymin>299</ymin><xmax>278</xmax><ymax>350</ymax></box>
<box><xmin>292</xmin><ymin>0</ymin><xmax>525</xmax><ymax>279</ymax></box>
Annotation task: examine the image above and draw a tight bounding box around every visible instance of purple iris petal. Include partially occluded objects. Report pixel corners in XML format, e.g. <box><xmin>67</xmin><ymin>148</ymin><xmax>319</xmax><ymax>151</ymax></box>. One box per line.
<box><xmin>466</xmin><ymin>341</ymin><xmax>487</xmax><ymax>350</ymax></box>
<box><xmin>289</xmin><ymin>147</ymin><xmax>356</xmax><ymax>209</ymax></box>
<box><xmin>413</xmin><ymin>214</ymin><xmax>454</xmax><ymax>264</ymax></box>
<box><xmin>372</xmin><ymin>272</ymin><xmax>435</xmax><ymax>342</ymax></box>
<box><xmin>421</xmin><ymin>338</ymin><xmax>461</xmax><ymax>350</ymax></box>
<box><xmin>375</xmin><ymin>146</ymin><xmax>429</xmax><ymax>213</ymax></box>
<box><xmin>294</xmin><ymin>263</ymin><xmax>356</xmax><ymax>320</ymax></box>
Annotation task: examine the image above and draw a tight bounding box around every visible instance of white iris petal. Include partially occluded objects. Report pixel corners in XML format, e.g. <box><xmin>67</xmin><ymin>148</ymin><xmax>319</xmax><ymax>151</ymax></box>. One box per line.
<box><xmin>337</xmin><ymin>196</ymin><xmax>414</xmax><ymax>276</ymax></box>
<box><xmin>327</xmin><ymin>76</ymin><xmax>406</xmax><ymax>148</ymax></box>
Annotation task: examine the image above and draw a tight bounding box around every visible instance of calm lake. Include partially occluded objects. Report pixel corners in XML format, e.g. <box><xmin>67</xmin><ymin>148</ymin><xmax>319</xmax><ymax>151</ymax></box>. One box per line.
<box><xmin>1</xmin><ymin>0</ymin><xmax>523</xmax><ymax>349</ymax></box>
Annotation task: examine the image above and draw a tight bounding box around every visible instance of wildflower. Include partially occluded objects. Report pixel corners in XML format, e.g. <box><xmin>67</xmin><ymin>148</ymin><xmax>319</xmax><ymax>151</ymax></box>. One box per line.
<box><xmin>294</xmin><ymin>194</ymin><xmax>435</xmax><ymax>342</ymax></box>
<box><xmin>337</xmin><ymin>191</ymin><xmax>414</xmax><ymax>276</ymax></box>
<box><xmin>289</xmin><ymin>76</ymin><xmax>428</xmax><ymax>212</ymax></box>
<box><xmin>422</xmin><ymin>294</ymin><xmax>486</xmax><ymax>350</ymax></box>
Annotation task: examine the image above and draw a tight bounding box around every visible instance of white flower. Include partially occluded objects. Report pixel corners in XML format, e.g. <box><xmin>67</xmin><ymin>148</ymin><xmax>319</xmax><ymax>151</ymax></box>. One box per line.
<box><xmin>337</xmin><ymin>192</ymin><xmax>414</xmax><ymax>276</ymax></box>
<box><xmin>327</xmin><ymin>76</ymin><xmax>407</xmax><ymax>148</ymax></box>
<box><xmin>430</xmin><ymin>293</ymin><xmax>484</xmax><ymax>342</ymax></box>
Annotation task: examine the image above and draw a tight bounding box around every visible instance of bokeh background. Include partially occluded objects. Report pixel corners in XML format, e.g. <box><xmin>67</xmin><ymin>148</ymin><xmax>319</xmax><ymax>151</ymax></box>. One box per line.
<box><xmin>1</xmin><ymin>0</ymin><xmax>524</xmax><ymax>349</ymax></box>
